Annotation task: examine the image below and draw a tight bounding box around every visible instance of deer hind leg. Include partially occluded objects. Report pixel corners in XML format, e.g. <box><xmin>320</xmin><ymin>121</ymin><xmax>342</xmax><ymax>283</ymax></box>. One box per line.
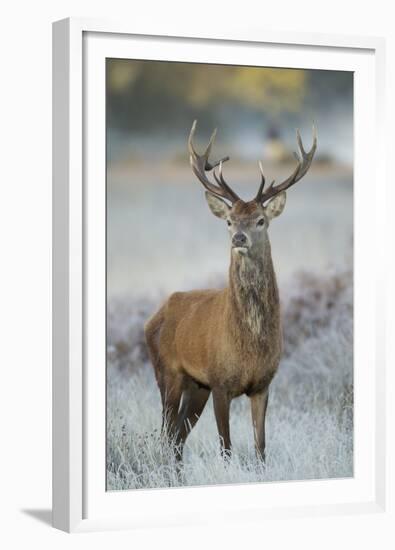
<box><xmin>159</xmin><ymin>369</ymin><xmax>184</xmax><ymax>441</ymax></box>
<box><xmin>250</xmin><ymin>389</ymin><xmax>269</xmax><ymax>462</ymax></box>
<box><xmin>175</xmin><ymin>380</ymin><xmax>210</xmax><ymax>458</ymax></box>
<box><xmin>212</xmin><ymin>387</ymin><xmax>232</xmax><ymax>457</ymax></box>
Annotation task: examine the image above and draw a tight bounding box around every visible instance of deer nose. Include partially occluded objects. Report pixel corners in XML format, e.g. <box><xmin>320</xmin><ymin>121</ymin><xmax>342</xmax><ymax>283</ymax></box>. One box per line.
<box><xmin>232</xmin><ymin>232</ymin><xmax>247</xmax><ymax>247</ymax></box>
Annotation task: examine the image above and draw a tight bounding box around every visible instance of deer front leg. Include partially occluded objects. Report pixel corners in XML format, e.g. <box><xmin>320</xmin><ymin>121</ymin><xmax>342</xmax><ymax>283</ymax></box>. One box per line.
<box><xmin>250</xmin><ymin>389</ymin><xmax>269</xmax><ymax>461</ymax></box>
<box><xmin>212</xmin><ymin>387</ymin><xmax>231</xmax><ymax>457</ymax></box>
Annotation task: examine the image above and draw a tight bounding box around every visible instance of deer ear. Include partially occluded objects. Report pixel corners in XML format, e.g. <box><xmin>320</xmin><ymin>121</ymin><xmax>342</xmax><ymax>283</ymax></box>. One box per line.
<box><xmin>264</xmin><ymin>191</ymin><xmax>286</xmax><ymax>220</ymax></box>
<box><xmin>205</xmin><ymin>192</ymin><xmax>230</xmax><ymax>219</ymax></box>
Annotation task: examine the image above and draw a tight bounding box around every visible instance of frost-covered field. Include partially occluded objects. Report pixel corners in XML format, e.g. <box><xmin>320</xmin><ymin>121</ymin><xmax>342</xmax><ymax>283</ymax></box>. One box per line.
<box><xmin>106</xmin><ymin>163</ymin><xmax>353</xmax><ymax>491</ymax></box>
<box><xmin>107</xmin><ymin>268</ymin><xmax>353</xmax><ymax>490</ymax></box>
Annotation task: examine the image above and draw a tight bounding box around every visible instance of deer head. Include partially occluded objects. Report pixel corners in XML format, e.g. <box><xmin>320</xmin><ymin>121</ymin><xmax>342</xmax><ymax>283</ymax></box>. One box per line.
<box><xmin>188</xmin><ymin>120</ymin><xmax>317</xmax><ymax>257</ymax></box>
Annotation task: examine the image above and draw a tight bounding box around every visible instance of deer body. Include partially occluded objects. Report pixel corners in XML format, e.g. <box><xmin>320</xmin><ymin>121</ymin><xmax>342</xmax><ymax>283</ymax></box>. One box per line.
<box><xmin>158</xmin><ymin>241</ymin><xmax>280</xmax><ymax>397</ymax></box>
<box><xmin>144</xmin><ymin>121</ymin><xmax>316</xmax><ymax>459</ymax></box>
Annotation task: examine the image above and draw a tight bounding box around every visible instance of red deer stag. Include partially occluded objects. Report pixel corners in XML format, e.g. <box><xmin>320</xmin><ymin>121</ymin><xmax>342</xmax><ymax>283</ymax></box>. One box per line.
<box><xmin>145</xmin><ymin>120</ymin><xmax>317</xmax><ymax>460</ymax></box>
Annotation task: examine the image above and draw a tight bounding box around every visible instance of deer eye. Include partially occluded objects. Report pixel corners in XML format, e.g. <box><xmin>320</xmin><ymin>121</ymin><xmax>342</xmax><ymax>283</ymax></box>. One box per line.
<box><xmin>227</xmin><ymin>220</ymin><xmax>232</xmax><ymax>227</ymax></box>
<box><xmin>257</xmin><ymin>218</ymin><xmax>265</xmax><ymax>227</ymax></box>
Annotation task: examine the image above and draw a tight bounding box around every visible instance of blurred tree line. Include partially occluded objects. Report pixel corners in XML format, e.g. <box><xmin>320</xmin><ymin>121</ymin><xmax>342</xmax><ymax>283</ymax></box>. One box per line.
<box><xmin>106</xmin><ymin>59</ymin><xmax>352</xmax><ymax>137</ymax></box>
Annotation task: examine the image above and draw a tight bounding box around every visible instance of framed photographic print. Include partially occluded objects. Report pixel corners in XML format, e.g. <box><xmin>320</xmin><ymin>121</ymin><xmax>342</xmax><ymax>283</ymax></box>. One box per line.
<box><xmin>52</xmin><ymin>18</ymin><xmax>387</xmax><ymax>532</ymax></box>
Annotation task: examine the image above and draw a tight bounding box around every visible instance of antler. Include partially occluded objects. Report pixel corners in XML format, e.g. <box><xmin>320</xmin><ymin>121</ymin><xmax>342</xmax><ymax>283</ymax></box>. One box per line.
<box><xmin>255</xmin><ymin>126</ymin><xmax>317</xmax><ymax>204</ymax></box>
<box><xmin>188</xmin><ymin>120</ymin><xmax>240</xmax><ymax>204</ymax></box>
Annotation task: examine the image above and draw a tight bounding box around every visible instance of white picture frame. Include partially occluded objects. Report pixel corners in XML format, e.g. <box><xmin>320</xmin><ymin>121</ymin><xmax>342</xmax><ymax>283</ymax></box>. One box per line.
<box><xmin>52</xmin><ymin>17</ymin><xmax>387</xmax><ymax>533</ymax></box>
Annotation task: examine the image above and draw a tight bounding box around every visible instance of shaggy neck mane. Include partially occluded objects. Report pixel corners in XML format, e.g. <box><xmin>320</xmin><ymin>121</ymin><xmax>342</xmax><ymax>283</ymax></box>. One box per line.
<box><xmin>228</xmin><ymin>241</ymin><xmax>280</xmax><ymax>342</ymax></box>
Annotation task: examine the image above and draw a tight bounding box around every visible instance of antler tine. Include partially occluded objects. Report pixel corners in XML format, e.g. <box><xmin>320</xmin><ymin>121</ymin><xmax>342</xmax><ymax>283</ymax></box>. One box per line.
<box><xmin>296</xmin><ymin>129</ymin><xmax>306</xmax><ymax>156</ymax></box>
<box><xmin>295</xmin><ymin>124</ymin><xmax>317</xmax><ymax>179</ymax></box>
<box><xmin>255</xmin><ymin>161</ymin><xmax>266</xmax><ymax>202</ymax></box>
<box><xmin>212</xmin><ymin>161</ymin><xmax>240</xmax><ymax>201</ymax></box>
<box><xmin>188</xmin><ymin>119</ymin><xmax>198</xmax><ymax>156</ymax></box>
<box><xmin>258</xmin><ymin>125</ymin><xmax>317</xmax><ymax>205</ymax></box>
<box><xmin>204</xmin><ymin>127</ymin><xmax>217</xmax><ymax>158</ymax></box>
<box><xmin>188</xmin><ymin>120</ymin><xmax>240</xmax><ymax>204</ymax></box>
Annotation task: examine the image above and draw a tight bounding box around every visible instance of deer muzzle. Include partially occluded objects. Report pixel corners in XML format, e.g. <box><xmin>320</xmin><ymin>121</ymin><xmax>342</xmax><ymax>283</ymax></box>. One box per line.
<box><xmin>232</xmin><ymin>232</ymin><xmax>249</xmax><ymax>252</ymax></box>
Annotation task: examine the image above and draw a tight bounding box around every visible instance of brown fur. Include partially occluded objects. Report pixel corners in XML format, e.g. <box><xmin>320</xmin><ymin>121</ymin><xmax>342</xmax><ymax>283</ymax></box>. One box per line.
<box><xmin>144</xmin><ymin>199</ymin><xmax>283</xmax><ymax>460</ymax></box>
